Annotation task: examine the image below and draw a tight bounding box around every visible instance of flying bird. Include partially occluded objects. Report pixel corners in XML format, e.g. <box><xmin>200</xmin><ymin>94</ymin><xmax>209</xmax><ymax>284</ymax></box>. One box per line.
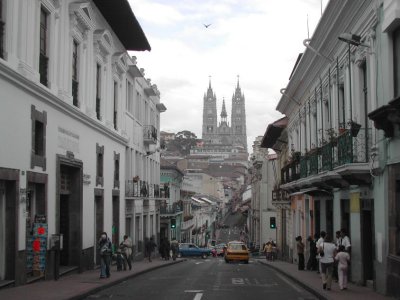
<box><xmin>203</xmin><ymin>23</ymin><xmax>212</xmax><ymax>28</ymax></box>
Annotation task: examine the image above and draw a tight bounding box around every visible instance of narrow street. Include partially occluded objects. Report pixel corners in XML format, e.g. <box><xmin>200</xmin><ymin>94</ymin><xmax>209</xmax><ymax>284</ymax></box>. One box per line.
<box><xmin>85</xmin><ymin>212</ymin><xmax>315</xmax><ymax>300</ymax></box>
<box><xmin>85</xmin><ymin>258</ymin><xmax>316</xmax><ymax>300</ymax></box>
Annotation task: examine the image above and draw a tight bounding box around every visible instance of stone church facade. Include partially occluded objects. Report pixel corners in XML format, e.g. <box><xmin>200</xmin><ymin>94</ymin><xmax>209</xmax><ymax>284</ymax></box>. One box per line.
<box><xmin>201</xmin><ymin>79</ymin><xmax>247</xmax><ymax>152</ymax></box>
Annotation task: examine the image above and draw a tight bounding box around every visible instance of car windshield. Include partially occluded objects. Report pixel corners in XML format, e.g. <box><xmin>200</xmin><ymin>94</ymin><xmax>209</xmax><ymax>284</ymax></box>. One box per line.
<box><xmin>229</xmin><ymin>243</ymin><xmax>246</xmax><ymax>250</ymax></box>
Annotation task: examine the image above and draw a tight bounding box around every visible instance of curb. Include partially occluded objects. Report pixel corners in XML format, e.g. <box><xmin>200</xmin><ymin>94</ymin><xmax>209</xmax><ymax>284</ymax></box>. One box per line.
<box><xmin>258</xmin><ymin>260</ymin><xmax>327</xmax><ymax>300</ymax></box>
<box><xmin>69</xmin><ymin>259</ymin><xmax>185</xmax><ymax>300</ymax></box>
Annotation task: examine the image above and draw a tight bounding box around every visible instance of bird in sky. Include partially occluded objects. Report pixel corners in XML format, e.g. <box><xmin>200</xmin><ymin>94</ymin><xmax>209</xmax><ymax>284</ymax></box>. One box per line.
<box><xmin>203</xmin><ymin>23</ymin><xmax>212</xmax><ymax>28</ymax></box>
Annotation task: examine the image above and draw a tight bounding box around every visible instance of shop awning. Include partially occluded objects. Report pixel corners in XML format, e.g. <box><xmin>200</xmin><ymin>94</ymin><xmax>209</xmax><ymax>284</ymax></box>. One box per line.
<box><xmin>261</xmin><ymin>117</ymin><xmax>288</xmax><ymax>151</ymax></box>
<box><xmin>191</xmin><ymin>197</ymin><xmax>205</xmax><ymax>204</ymax></box>
<box><xmin>289</xmin><ymin>187</ymin><xmax>332</xmax><ymax>197</ymax></box>
<box><xmin>200</xmin><ymin>197</ymin><xmax>213</xmax><ymax>205</ymax></box>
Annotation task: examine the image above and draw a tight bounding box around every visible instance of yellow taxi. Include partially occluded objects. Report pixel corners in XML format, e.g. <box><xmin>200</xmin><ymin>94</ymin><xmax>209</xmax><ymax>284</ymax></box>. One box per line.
<box><xmin>224</xmin><ymin>241</ymin><xmax>250</xmax><ymax>264</ymax></box>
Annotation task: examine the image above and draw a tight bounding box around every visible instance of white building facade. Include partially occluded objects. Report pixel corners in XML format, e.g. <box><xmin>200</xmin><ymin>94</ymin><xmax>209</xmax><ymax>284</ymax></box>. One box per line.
<box><xmin>0</xmin><ymin>0</ymin><xmax>165</xmax><ymax>285</ymax></box>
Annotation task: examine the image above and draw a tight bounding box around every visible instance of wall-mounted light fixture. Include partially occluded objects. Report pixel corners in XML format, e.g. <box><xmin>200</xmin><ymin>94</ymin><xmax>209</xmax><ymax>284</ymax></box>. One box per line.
<box><xmin>338</xmin><ymin>33</ymin><xmax>370</xmax><ymax>48</ymax></box>
<box><xmin>280</xmin><ymin>88</ymin><xmax>301</xmax><ymax>106</ymax></box>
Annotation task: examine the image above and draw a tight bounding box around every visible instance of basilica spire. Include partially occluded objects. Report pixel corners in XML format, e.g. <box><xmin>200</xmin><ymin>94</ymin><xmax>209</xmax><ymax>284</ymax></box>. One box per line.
<box><xmin>220</xmin><ymin>98</ymin><xmax>227</xmax><ymax>121</ymax></box>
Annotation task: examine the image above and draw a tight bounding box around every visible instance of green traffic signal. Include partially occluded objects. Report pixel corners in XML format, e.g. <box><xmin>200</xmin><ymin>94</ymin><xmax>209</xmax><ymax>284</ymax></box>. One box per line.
<box><xmin>171</xmin><ymin>218</ymin><xmax>176</xmax><ymax>228</ymax></box>
<box><xmin>270</xmin><ymin>217</ymin><xmax>276</xmax><ymax>229</ymax></box>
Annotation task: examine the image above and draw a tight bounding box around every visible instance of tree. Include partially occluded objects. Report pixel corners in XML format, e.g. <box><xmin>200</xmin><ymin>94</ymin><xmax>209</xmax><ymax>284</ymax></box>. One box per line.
<box><xmin>165</xmin><ymin>130</ymin><xmax>199</xmax><ymax>156</ymax></box>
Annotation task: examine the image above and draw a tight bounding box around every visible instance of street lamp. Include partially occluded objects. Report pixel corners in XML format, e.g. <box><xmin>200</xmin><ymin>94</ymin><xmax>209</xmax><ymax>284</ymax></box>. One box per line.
<box><xmin>338</xmin><ymin>33</ymin><xmax>370</xmax><ymax>48</ymax></box>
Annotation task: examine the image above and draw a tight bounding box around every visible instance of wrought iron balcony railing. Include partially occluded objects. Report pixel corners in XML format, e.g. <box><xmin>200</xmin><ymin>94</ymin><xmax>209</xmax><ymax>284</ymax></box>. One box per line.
<box><xmin>281</xmin><ymin>127</ymin><xmax>372</xmax><ymax>184</ymax></box>
<box><xmin>160</xmin><ymin>203</ymin><xmax>182</xmax><ymax>215</ymax></box>
<box><xmin>143</xmin><ymin>125</ymin><xmax>157</xmax><ymax>144</ymax></box>
<box><xmin>39</xmin><ymin>53</ymin><xmax>49</xmax><ymax>86</ymax></box>
<box><xmin>125</xmin><ymin>180</ymin><xmax>167</xmax><ymax>199</ymax></box>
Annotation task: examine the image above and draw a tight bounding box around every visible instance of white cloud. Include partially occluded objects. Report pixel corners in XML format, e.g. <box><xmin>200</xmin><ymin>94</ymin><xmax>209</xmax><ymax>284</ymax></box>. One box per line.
<box><xmin>130</xmin><ymin>0</ymin><xmax>326</xmax><ymax>151</ymax></box>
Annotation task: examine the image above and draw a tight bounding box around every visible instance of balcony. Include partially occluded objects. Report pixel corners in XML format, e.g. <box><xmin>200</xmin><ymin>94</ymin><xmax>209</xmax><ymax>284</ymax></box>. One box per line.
<box><xmin>160</xmin><ymin>203</ymin><xmax>182</xmax><ymax>215</ymax></box>
<box><xmin>125</xmin><ymin>180</ymin><xmax>166</xmax><ymax>199</ymax></box>
<box><xmin>281</xmin><ymin>128</ymin><xmax>372</xmax><ymax>187</ymax></box>
<box><xmin>143</xmin><ymin>125</ymin><xmax>157</xmax><ymax>144</ymax></box>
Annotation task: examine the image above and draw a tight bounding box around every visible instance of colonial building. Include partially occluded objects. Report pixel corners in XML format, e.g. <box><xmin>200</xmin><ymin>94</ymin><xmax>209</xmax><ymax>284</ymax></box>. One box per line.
<box><xmin>0</xmin><ymin>0</ymin><xmax>165</xmax><ymax>286</ymax></box>
<box><xmin>262</xmin><ymin>0</ymin><xmax>400</xmax><ymax>297</ymax></box>
<box><xmin>249</xmin><ymin>136</ymin><xmax>277</xmax><ymax>251</ymax></box>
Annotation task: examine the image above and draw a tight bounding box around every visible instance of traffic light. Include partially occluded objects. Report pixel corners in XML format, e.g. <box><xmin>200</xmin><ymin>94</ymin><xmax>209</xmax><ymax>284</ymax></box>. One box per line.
<box><xmin>171</xmin><ymin>218</ymin><xmax>176</xmax><ymax>229</ymax></box>
<box><xmin>270</xmin><ymin>217</ymin><xmax>276</xmax><ymax>229</ymax></box>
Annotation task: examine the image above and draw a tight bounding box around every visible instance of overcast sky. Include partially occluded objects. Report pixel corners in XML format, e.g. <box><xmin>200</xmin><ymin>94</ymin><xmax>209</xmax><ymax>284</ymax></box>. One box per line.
<box><xmin>129</xmin><ymin>0</ymin><xmax>327</xmax><ymax>152</ymax></box>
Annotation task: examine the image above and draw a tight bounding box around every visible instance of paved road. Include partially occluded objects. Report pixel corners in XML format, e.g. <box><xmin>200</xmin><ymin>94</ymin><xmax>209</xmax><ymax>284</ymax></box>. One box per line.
<box><xmin>217</xmin><ymin>212</ymin><xmax>245</xmax><ymax>244</ymax></box>
<box><xmin>85</xmin><ymin>257</ymin><xmax>317</xmax><ymax>300</ymax></box>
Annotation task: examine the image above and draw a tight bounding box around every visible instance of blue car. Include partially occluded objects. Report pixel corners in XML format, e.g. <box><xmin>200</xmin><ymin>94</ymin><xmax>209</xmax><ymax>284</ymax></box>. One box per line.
<box><xmin>177</xmin><ymin>243</ymin><xmax>212</xmax><ymax>259</ymax></box>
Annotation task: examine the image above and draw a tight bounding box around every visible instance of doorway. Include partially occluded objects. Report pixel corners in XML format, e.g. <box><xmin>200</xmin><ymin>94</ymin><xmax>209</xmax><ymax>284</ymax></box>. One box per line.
<box><xmin>0</xmin><ymin>178</ymin><xmax>17</xmax><ymax>281</ymax></box>
<box><xmin>0</xmin><ymin>184</ymin><xmax>5</xmax><ymax>280</ymax></box>
<box><xmin>112</xmin><ymin>195</ymin><xmax>120</xmax><ymax>251</ymax></box>
<box><xmin>94</xmin><ymin>193</ymin><xmax>103</xmax><ymax>265</ymax></box>
<box><xmin>57</xmin><ymin>156</ymin><xmax>82</xmax><ymax>271</ymax></box>
<box><xmin>361</xmin><ymin>199</ymin><xmax>374</xmax><ymax>283</ymax></box>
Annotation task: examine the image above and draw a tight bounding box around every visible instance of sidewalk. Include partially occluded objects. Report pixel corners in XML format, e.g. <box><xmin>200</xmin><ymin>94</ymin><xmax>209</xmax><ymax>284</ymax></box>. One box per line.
<box><xmin>258</xmin><ymin>258</ymin><xmax>395</xmax><ymax>300</ymax></box>
<box><xmin>0</xmin><ymin>258</ymin><xmax>183</xmax><ymax>300</ymax></box>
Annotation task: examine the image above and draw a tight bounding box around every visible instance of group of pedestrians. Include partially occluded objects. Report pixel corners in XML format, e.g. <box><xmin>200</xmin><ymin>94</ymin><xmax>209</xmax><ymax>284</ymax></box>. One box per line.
<box><xmin>262</xmin><ymin>240</ymin><xmax>277</xmax><ymax>261</ymax></box>
<box><xmin>296</xmin><ymin>228</ymin><xmax>351</xmax><ymax>292</ymax></box>
<box><xmin>98</xmin><ymin>233</ymin><xmax>133</xmax><ymax>279</ymax></box>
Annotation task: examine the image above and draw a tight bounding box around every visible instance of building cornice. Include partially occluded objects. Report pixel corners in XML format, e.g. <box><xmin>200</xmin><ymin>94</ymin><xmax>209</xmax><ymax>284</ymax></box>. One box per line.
<box><xmin>0</xmin><ymin>61</ymin><xmax>127</xmax><ymax>145</ymax></box>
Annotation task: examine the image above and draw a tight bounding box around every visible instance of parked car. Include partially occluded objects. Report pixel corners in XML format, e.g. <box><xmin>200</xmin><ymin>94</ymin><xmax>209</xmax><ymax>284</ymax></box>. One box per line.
<box><xmin>224</xmin><ymin>241</ymin><xmax>249</xmax><ymax>264</ymax></box>
<box><xmin>177</xmin><ymin>243</ymin><xmax>212</xmax><ymax>259</ymax></box>
<box><xmin>215</xmin><ymin>243</ymin><xmax>227</xmax><ymax>256</ymax></box>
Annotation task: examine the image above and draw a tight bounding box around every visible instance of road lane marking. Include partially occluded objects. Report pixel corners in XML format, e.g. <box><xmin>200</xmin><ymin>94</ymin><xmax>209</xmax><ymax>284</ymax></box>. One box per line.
<box><xmin>184</xmin><ymin>290</ymin><xmax>203</xmax><ymax>293</ymax></box>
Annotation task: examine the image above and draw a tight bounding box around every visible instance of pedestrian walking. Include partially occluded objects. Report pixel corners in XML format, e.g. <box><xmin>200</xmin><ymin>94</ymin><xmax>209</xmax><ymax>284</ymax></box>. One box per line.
<box><xmin>335</xmin><ymin>245</ymin><xmax>350</xmax><ymax>290</ymax></box>
<box><xmin>98</xmin><ymin>232</ymin><xmax>112</xmax><ymax>279</ymax></box>
<box><xmin>318</xmin><ymin>234</ymin><xmax>337</xmax><ymax>291</ymax></box>
<box><xmin>120</xmin><ymin>235</ymin><xmax>133</xmax><ymax>270</ymax></box>
<box><xmin>306</xmin><ymin>235</ymin><xmax>318</xmax><ymax>271</ymax></box>
<box><xmin>145</xmin><ymin>237</ymin><xmax>157</xmax><ymax>262</ymax></box>
<box><xmin>316</xmin><ymin>231</ymin><xmax>326</xmax><ymax>274</ymax></box>
<box><xmin>296</xmin><ymin>236</ymin><xmax>305</xmax><ymax>270</ymax></box>
<box><xmin>170</xmin><ymin>240</ymin><xmax>179</xmax><ymax>260</ymax></box>
<box><xmin>263</xmin><ymin>242</ymin><xmax>273</xmax><ymax>261</ymax></box>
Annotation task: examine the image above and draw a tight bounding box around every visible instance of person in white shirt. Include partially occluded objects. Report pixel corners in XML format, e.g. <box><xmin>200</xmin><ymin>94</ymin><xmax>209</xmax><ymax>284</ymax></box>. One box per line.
<box><xmin>335</xmin><ymin>245</ymin><xmax>351</xmax><ymax>290</ymax></box>
<box><xmin>318</xmin><ymin>234</ymin><xmax>337</xmax><ymax>291</ymax></box>
<box><xmin>340</xmin><ymin>229</ymin><xmax>351</xmax><ymax>252</ymax></box>
<box><xmin>316</xmin><ymin>231</ymin><xmax>326</xmax><ymax>274</ymax></box>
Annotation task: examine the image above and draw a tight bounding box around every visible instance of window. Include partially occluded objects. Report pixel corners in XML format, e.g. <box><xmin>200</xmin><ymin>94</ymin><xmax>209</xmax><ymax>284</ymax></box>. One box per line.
<box><xmin>338</xmin><ymin>84</ymin><xmax>345</xmax><ymax>128</ymax></box>
<box><xmin>96</xmin><ymin>144</ymin><xmax>104</xmax><ymax>186</ymax></box>
<box><xmin>393</xmin><ymin>27</ymin><xmax>400</xmax><ymax>98</ymax></box>
<box><xmin>126</xmin><ymin>80</ymin><xmax>133</xmax><ymax>114</ymax></box>
<box><xmin>0</xmin><ymin>0</ymin><xmax>4</xmax><ymax>59</ymax></box>
<box><xmin>31</xmin><ymin>105</ymin><xmax>47</xmax><ymax>170</ymax></box>
<box><xmin>72</xmin><ymin>40</ymin><xmax>79</xmax><ymax>107</ymax></box>
<box><xmin>113</xmin><ymin>81</ymin><xmax>118</xmax><ymax>130</ymax></box>
<box><xmin>114</xmin><ymin>152</ymin><xmax>120</xmax><ymax>189</ymax></box>
<box><xmin>39</xmin><ymin>7</ymin><xmax>49</xmax><ymax>86</ymax></box>
<box><xmin>96</xmin><ymin>64</ymin><xmax>101</xmax><ymax>120</ymax></box>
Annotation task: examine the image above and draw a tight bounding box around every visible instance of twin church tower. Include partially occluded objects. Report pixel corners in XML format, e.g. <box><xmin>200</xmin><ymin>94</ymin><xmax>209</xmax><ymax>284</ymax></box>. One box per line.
<box><xmin>201</xmin><ymin>77</ymin><xmax>247</xmax><ymax>151</ymax></box>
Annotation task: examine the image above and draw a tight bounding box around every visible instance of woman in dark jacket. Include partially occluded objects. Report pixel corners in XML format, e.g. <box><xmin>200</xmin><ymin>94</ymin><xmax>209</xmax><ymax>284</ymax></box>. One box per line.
<box><xmin>307</xmin><ymin>234</ymin><xmax>318</xmax><ymax>271</ymax></box>
<box><xmin>98</xmin><ymin>232</ymin><xmax>112</xmax><ymax>278</ymax></box>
